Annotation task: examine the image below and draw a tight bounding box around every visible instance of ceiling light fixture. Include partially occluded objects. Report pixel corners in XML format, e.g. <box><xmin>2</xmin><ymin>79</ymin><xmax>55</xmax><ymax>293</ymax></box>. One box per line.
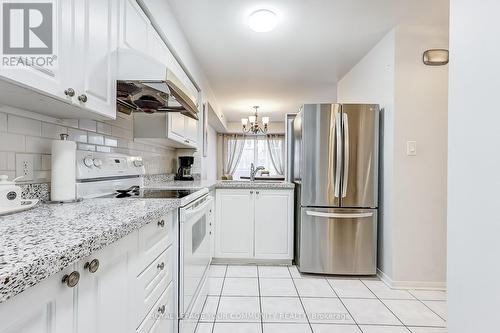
<box><xmin>248</xmin><ymin>9</ymin><xmax>278</xmax><ymax>32</ymax></box>
<box><xmin>242</xmin><ymin>106</ymin><xmax>269</xmax><ymax>134</ymax></box>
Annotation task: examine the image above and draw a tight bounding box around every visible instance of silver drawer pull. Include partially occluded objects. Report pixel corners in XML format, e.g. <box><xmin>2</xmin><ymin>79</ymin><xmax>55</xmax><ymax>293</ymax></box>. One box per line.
<box><xmin>157</xmin><ymin>305</ymin><xmax>166</xmax><ymax>314</ymax></box>
<box><xmin>306</xmin><ymin>211</ymin><xmax>374</xmax><ymax>219</ymax></box>
<box><xmin>157</xmin><ymin>219</ymin><xmax>165</xmax><ymax>227</ymax></box>
<box><xmin>157</xmin><ymin>262</ymin><xmax>165</xmax><ymax>270</ymax></box>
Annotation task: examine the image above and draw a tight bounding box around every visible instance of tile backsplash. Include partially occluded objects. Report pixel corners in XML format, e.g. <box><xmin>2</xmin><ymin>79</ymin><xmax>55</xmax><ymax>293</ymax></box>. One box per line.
<box><xmin>0</xmin><ymin>106</ymin><xmax>181</xmax><ymax>183</ymax></box>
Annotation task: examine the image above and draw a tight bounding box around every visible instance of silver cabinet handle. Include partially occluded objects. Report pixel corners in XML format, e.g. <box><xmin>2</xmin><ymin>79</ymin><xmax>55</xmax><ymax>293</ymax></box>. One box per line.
<box><xmin>64</xmin><ymin>88</ymin><xmax>75</xmax><ymax>97</ymax></box>
<box><xmin>157</xmin><ymin>305</ymin><xmax>166</xmax><ymax>314</ymax></box>
<box><xmin>78</xmin><ymin>94</ymin><xmax>88</xmax><ymax>103</ymax></box>
<box><xmin>184</xmin><ymin>140</ymin><xmax>189</xmax><ymax>143</ymax></box>
<box><xmin>157</xmin><ymin>219</ymin><xmax>165</xmax><ymax>227</ymax></box>
<box><xmin>62</xmin><ymin>271</ymin><xmax>80</xmax><ymax>288</ymax></box>
<box><xmin>334</xmin><ymin>112</ymin><xmax>342</xmax><ymax>198</ymax></box>
<box><xmin>84</xmin><ymin>259</ymin><xmax>99</xmax><ymax>273</ymax></box>
<box><xmin>157</xmin><ymin>262</ymin><xmax>165</xmax><ymax>270</ymax></box>
<box><xmin>342</xmin><ymin>112</ymin><xmax>349</xmax><ymax>198</ymax></box>
<box><xmin>250</xmin><ymin>191</ymin><xmax>254</xmax><ymax>194</ymax></box>
<box><xmin>306</xmin><ymin>211</ymin><xmax>373</xmax><ymax>219</ymax></box>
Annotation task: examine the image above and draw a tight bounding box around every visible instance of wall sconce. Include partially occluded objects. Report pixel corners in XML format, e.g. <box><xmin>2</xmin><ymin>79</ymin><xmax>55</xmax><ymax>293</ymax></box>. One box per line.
<box><xmin>423</xmin><ymin>49</ymin><xmax>449</xmax><ymax>66</ymax></box>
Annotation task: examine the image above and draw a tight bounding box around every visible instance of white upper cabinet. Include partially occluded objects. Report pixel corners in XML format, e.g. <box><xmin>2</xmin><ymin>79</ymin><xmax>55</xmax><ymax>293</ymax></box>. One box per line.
<box><xmin>74</xmin><ymin>0</ymin><xmax>118</xmax><ymax>119</ymax></box>
<box><xmin>0</xmin><ymin>0</ymin><xmax>118</xmax><ymax>119</ymax></box>
<box><xmin>119</xmin><ymin>0</ymin><xmax>149</xmax><ymax>52</ymax></box>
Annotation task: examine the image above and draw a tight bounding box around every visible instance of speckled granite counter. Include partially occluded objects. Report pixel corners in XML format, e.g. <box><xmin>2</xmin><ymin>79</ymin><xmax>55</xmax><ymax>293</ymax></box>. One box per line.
<box><xmin>146</xmin><ymin>180</ymin><xmax>294</xmax><ymax>190</ymax></box>
<box><xmin>145</xmin><ymin>180</ymin><xmax>218</xmax><ymax>191</ymax></box>
<box><xmin>215</xmin><ymin>180</ymin><xmax>295</xmax><ymax>189</ymax></box>
<box><xmin>0</xmin><ymin>198</ymin><xmax>181</xmax><ymax>303</ymax></box>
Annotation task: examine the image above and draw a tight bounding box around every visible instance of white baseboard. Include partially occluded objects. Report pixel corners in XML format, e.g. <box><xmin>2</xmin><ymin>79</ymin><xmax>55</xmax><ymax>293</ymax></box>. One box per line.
<box><xmin>377</xmin><ymin>269</ymin><xmax>447</xmax><ymax>291</ymax></box>
<box><xmin>212</xmin><ymin>258</ymin><xmax>292</xmax><ymax>265</ymax></box>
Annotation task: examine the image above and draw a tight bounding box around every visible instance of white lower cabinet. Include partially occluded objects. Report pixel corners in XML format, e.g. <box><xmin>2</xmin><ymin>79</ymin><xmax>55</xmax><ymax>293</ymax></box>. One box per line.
<box><xmin>215</xmin><ymin>189</ymin><xmax>294</xmax><ymax>260</ymax></box>
<box><xmin>0</xmin><ymin>212</ymin><xmax>175</xmax><ymax>333</ymax></box>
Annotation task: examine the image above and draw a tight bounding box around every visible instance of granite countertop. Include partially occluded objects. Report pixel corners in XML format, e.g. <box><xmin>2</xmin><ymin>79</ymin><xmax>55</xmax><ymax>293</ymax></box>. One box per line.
<box><xmin>145</xmin><ymin>180</ymin><xmax>218</xmax><ymax>191</ymax></box>
<box><xmin>0</xmin><ymin>198</ymin><xmax>181</xmax><ymax>303</ymax></box>
<box><xmin>145</xmin><ymin>180</ymin><xmax>295</xmax><ymax>190</ymax></box>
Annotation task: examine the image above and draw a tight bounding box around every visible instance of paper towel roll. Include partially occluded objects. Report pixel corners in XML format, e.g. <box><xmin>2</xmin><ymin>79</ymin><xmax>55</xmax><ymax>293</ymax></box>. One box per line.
<box><xmin>51</xmin><ymin>134</ymin><xmax>76</xmax><ymax>202</ymax></box>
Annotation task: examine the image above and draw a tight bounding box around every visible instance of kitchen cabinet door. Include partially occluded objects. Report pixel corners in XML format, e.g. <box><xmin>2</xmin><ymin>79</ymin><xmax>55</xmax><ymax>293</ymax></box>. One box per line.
<box><xmin>215</xmin><ymin>189</ymin><xmax>254</xmax><ymax>258</ymax></box>
<box><xmin>0</xmin><ymin>0</ymin><xmax>73</xmax><ymax>102</ymax></box>
<box><xmin>167</xmin><ymin>112</ymin><xmax>188</xmax><ymax>143</ymax></box>
<box><xmin>185</xmin><ymin>116</ymin><xmax>198</xmax><ymax>147</ymax></box>
<box><xmin>119</xmin><ymin>0</ymin><xmax>150</xmax><ymax>52</ymax></box>
<box><xmin>73</xmin><ymin>0</ymin><xmax>118</xmax><ymax>119</ymax></box>
<box><xmin>77</xmin><ymin>234</ymin><xmax>134</xmax><ymax>333</ymax></box>
<box><xmin>254</xmin><ymin>190</ymin><xmax>294</xmax><ymax>260</ymax></box>
<box><xmin>0</xmin><ymin>267</ymin><xmax>75</xmax><ymax>333</ymax></box>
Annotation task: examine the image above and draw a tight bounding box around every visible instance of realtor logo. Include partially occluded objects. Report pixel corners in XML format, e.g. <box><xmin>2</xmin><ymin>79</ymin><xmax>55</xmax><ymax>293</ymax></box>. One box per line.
<box><xmin>3</xmin><ymin>2</ymin><xmax>53</xmax><ymax>54</ymax></box>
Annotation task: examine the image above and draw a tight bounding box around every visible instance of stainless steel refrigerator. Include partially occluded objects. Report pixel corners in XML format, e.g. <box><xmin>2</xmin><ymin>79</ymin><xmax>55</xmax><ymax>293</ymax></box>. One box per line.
<box><xmin>292</xmin><ymin>104</ymin><xmax>379</xmax><ymax>275</ymax></box>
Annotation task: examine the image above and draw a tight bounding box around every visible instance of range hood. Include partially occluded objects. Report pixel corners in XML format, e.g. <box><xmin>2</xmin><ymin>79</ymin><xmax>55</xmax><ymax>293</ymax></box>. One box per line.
<box><xmin>116</xmin><ymin>48</ymin><xmax>199</xmax><ymax>120</ymax></box>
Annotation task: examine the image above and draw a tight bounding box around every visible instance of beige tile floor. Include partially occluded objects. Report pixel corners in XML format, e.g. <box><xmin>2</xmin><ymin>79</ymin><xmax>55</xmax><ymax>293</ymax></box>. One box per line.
<box><xmin>197</xmin><ymin>265</ymin><xmax>447</xmax><ymax>333</ymax></box>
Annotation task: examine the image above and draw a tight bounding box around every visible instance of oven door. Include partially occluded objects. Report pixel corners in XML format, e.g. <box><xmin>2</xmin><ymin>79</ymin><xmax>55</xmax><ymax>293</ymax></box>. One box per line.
<box><xmin>179</xmin><ymin>194</ymin><xmax>213</xmax><ymax>317</ymax></box>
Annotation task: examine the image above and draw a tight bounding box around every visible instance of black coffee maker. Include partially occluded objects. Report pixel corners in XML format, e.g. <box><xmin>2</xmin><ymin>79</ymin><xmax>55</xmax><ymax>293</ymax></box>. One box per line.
<box><xmin>175</xmin><ymin>156</ymin><xmax>194</xmax><ymax>181</ymax></box>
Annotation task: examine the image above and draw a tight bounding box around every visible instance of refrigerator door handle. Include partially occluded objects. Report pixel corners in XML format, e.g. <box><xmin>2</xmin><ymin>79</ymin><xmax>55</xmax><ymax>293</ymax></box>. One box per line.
<box><xmin>305</xmin><ymin>211</ymin><xmax>373</xmax><ymax>219</ymax></box>
<box><xmin>342</xmin><ymin>112</ymin><xmax>349</xmax><ymax>198</ymax></box>
<box><xmin>334</xmin><ymin>112</ymin><xmax>342</xmax><ymax>198</ymax></box>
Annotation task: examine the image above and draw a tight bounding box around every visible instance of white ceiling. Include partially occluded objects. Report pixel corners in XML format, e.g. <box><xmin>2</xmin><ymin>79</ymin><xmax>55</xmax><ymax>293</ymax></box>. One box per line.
<box><xmin>167</xmin><ymin>0</ymin><xmax>448</xmax><ymax>121</ymax></box>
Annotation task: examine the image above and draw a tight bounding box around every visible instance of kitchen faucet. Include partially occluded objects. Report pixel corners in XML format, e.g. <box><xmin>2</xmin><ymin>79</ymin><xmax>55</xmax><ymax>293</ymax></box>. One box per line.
<box><xmin>250</xmin><ymin>163</ymin><xmax>265</xmax><ymax>181</ymax></box>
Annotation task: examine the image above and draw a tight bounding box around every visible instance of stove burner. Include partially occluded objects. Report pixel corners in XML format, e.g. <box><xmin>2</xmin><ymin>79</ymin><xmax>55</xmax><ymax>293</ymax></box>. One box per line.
<box><xmin>108</xmin><ymin>187</ymin><xmax>197</xmax><ymax>199</ymax></box>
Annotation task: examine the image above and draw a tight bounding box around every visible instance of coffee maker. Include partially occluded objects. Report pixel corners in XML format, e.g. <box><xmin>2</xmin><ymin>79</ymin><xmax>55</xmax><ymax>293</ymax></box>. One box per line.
<box><xmin>175</xmin><ymin>156</ymin><xmax>194</xmax><ymax>181</ymax></box>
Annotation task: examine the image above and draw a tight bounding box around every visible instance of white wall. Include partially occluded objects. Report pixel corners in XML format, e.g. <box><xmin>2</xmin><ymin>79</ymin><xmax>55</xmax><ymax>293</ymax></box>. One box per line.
<box><xmin>338</xmin><ymin>23</ymin><xmax>449</xmax><ymax>287</ymax></box>
<box><xmin>337</xmin><ymin>30</ymin><xmax>396</xmax><ymax>279</ymax></box>
<box><xmin>448</xmin><ymin>0</ymin><xmax>500</xmax><ymax>331</ymax></box>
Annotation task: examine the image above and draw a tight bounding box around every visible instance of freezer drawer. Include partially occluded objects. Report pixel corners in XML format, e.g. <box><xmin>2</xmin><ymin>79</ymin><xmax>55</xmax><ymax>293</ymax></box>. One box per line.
<box><xmin>297</xmin><ymin>207</ymin><xmax>377</xmax><ymax>275</ymax></box>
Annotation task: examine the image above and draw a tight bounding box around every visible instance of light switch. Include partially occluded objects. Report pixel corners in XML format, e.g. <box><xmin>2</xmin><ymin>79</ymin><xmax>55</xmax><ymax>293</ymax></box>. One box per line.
<box><xmin>406</xmin><ymin>141</ymin><xmax>417</xmax><ymax>156</ymax></box>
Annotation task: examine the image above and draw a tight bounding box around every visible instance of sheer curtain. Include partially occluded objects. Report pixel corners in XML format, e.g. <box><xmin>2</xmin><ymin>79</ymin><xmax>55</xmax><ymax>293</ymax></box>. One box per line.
<box><xmin>222</xmin><ymin>134</ymin><xmax>246</xmax><ymax>177</ymax></box>
<box><xmin>266</xmin><ymin>134</ymin><xmax>285</xmax><ymax>175</ymax></box>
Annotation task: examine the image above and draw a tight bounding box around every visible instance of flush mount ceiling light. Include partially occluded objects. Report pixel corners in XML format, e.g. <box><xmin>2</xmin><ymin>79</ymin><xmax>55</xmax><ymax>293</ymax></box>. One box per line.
<box><xmin>423</xmin><ymin>49</ymin><xmax>449</xmax><ymax>66</ymax></box>
<box><xmin>248</xmin><ymin>9</ymin><xmax>278</xmax><ymax>32</ymax></box>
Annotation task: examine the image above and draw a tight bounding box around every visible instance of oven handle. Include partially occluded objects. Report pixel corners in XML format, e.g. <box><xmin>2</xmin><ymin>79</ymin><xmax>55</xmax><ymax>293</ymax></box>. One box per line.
<box><xmin>181</xmin><ymin>196</ymin><xmax>213</xmax><ymax>221</ymax></box>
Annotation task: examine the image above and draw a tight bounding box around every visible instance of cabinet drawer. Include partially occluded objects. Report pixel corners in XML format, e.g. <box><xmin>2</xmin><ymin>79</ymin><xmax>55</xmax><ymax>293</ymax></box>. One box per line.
<box><xmin>135</xmin><ymin>246</ymin><xmax>173</xmax><ymax>326</ymax></box>
<box><xmin>138</xmin><ymin>212</ymin><xmax>173</xmax><ymax>270</ymax></box>
<box><xmin>136</xmin><ymin>282</ymin><xmax>174</xmax><ymax>333</ymax></box>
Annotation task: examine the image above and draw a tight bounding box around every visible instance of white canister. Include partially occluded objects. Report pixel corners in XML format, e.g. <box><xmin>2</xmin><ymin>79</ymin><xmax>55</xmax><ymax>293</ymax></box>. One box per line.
<box><xmin>51</xmin><ymin>134</ymin><xmax>76</xmax><ymax>202</ymax></box>
<box><xmin>0</xmin><ymin>175</ymin><xmax>22</xmax><ymax>209</ymax></box>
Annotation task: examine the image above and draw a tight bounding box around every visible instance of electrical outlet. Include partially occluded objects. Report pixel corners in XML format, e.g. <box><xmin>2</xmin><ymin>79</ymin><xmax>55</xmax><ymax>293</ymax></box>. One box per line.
<box><xmin>15</xmin><ymin>154</ymin><xmax>34</xmax><ymax>181</ymax></box>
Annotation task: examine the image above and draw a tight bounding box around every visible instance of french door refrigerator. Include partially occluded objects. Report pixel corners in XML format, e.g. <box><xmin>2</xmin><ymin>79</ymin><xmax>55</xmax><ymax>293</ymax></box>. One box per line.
<box><xmin>292</xmin><ymin>104</ymin><xmax>379</xmax><ymax>275</ymax></box>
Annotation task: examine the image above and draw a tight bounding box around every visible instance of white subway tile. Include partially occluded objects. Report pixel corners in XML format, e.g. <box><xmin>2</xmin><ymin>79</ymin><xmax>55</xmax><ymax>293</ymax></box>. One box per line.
<box><xmin>0</xmin><ymin>113</ymin><xmax>6</xmax><ymax>131</ymax></box>
<box><xmin>77</xmin><ymin>143</ymin><xmax>95</xmax><ymax>151</ymax></box>
<box><xmin>58</xmin><ymin>119</ymin><xmax>79</xmax><ymax>128</ymax></box>
<box><xmin>97</xmin><ymin>122</ymin><xmax>112</xmax><ymax>135</ymax></box>
<box><xmin>79</xmin><ymin>119</ymin><xmax>97</xmax><ymax>132</ymax></box>
<box><xmin>34</xmin><ymin>170</ymin><xmax>50</xmax><ymax>180</ymax></box>
<box><xmin>41</xmin><ymin>154</ymin><xmax>51</xmax><ymax>170</ymax></box>
<box><xmin>25</xmin><ymin>137</ymin><xmax>52</xmax><ymax>154</ymax></box>
<box><xmin>0</xmin><ymin>153</ymin><xmax>7</xmax><ymax>170</ymax></box>
<box><xmin>104</xmin><ymin>137</ymin><xmax>118</xmax><ymax>147</ymax></box>
<box><xmin>8</xmin><ymin>115</ymin><xmax>41</xmax><ymax>136</ymax></box>
<box><xmin>68</xmin><ymin>128</ymin><xmax>87</xmax><ymax>143</ymax></box>
<box><xmin>111</xmin><ymin>125</ymin><xmax>133</xmax><ymax>139</ymax></box>
<box><xmin>88</xmin><ymin>133</ymin><xmax>104</xmax><ymax>145</ymax></box>
<box><xmin>0</xmin><ymin>132</ymin><xmax>25</xmax><ymax>152</ymax></box>
<box><xmin>106</xmin><ymin>113</ymin><xmax>133</xmax><ymax>130</ymax></box>
<box><xmin>96</xmin><ymin>146</ymin><xmax>111</xmax><ymax>153</ymax></box>
<box><xmin>42</xmin><ymin>122</ymin><xmax>67</xmax><ymax>139</ymax></box>
<box><xmin>7</xmin><ymin>152</ymin><xmax>15</xmax><ymax>170</ymax></box>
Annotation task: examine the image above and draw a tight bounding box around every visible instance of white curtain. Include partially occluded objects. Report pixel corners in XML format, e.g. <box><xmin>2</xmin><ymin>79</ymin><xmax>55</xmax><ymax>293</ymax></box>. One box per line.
<box><xmin>222</xmin><ymin>134</ymin><xmax>246</xmax><ymax>176</ymax></box>
<box><xmin>267</xmin><ymin>134</ymin><xmax>285</xmax><ymax>175</ymax></box>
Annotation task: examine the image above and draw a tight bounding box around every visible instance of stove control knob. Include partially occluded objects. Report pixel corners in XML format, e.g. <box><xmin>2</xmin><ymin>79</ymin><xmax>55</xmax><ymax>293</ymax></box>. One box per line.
<box><xmin>133</xmin><ymin>160</ymin><xmax>143</xmax><ymax>167</ymax></box>
<box><xmin>83</xmin><ymin>157</ymin><xmax>94</xmax><ymax>167</ymax></box>
<box><xmin>93</xmin><ymin>158</ymin><xmax>103</xmax><ymax>167</ymax></box>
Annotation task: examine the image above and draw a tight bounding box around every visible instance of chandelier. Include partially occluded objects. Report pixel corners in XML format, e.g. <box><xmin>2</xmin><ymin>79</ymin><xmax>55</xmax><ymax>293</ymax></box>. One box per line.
<box><xmin>241</xmin><ymin>106</ymin><xmax>269</xmax><ymax>134</ymax></box>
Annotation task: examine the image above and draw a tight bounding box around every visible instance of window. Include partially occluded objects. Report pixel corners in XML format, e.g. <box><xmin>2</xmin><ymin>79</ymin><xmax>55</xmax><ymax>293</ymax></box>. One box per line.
<box><xmin>232</xmin><ymin>136</ymin><xmax>284</xmax><ymax>180</ymax></box>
